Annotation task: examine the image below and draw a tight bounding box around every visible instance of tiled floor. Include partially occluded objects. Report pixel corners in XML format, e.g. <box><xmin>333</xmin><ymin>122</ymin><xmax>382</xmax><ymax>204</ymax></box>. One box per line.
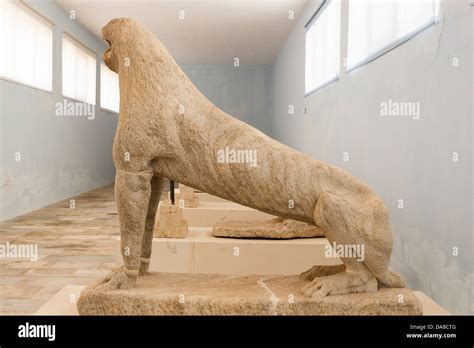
<box><xmin>0</xmin><ymin>184</ymin><xmax>121</xmax><ymax>314</ymax></box>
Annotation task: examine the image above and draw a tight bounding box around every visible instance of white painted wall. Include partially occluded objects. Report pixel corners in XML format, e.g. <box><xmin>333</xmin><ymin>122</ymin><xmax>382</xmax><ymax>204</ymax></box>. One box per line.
<box><xmin>182</xmin><ymin>64</ymin><xmax>273</xmax><ymax>135</ymax></box>
<box><xmin>0</xmin><ymin>0</ymin><xmax>118</xmax><ymax>221</ymax></box>
<box><xmin>272</xmin><ymin>0</ymin><xmax>472</xmax><ymax>313</ymax></box>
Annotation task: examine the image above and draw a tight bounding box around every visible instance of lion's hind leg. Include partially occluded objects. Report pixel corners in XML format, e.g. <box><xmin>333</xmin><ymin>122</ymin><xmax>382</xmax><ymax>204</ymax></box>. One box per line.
<box><xmin>94</xmin><ymin>169</ymin><xmax>153</xmax><ymax>291</ymax></box>
<box><xmin>301</xmin><ymin>192</ymin><xmax>380</xmax><ymax>298</ymax></box>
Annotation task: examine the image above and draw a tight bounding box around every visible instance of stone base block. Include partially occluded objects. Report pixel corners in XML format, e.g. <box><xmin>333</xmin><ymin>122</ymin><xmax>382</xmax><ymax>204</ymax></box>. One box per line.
<box><xmin>155</xmin><ymin>220</ymin><xmax>188</xmax><ymax>238</ymax></box>
<box><xmin>213</xmin><ymin>217</ymin><xmax>325</xmax><ymax>239</ymax></box>
<box><xmin>114</xmin><ymin>229</ymin><xmax>341</xmax><ymax>275</ymax></box>
<box><xmin>155</xmin><ymin>199</ymin><xmax>188</xmax><ymax>238</ymax></box>
<box><xmin>178</xmin><ymin>184</ymin><xmax>200</xmax><ymax>208</ymax></box>
<box><xmin>182</xmin><ymin>202</ymin><xmax>273</xmax><ymax>227</ymax></box>
<box><xmin>196</xmin><ymin>192</ymin><xmax>228</xmax><ymax>203</ymax></box>
<box><xmin>77</xmin><ymin>272</ymin><xmax>422</xmax><ymax>315</ymax></box>
<box><xmin>171</xmin><ymin>190</ymin><xmax>230</xmax><ymax>203</ymax></box>
<box><xmin>181</xmin><ymin>197</ymin><xmax>199</xmax><ymax>208</ymax></box>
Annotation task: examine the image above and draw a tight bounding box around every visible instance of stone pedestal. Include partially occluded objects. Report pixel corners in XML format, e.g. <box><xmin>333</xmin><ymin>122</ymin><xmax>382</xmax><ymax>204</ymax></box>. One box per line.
<box><xmin>178</xmin><ymin>184</ymin><xmax>199</xmax><ymax>208</ymax></box>
<box><xmin>155</xmin><ymin>199</ymin><xmax>188</xmax><ymax>238</ymax></box>
<box><xmin>33</xmin><ymin>284</ymin><xmax>449</xmax><ymax>315</ymax></box>
<box><xmin>195</xmin><ymin>192</ymin><xmax>228</xmax><ymax>203</ymax></box>
<box><xmin>182</xmin><ymin>201</ymin><xmax>274</xmax><ymax>227</ymax></box>
<box><xmin>213</xmin><ymin>217</ymin><xmax>325</xmax><ymax>239</ymax></box>
<box><xmin>114</xmin><ymin>229</ymin><xmax>340</xmax><ymax>275</ymax></box>
<box><xmin>77</xmin><ymin>272</ymin><xmax>423</xmax><ymax>315</ymax></box>
<box><xmin>171</xmin><ymin>189</ymin><xmax>229</xmax><ymax>203</ymax></box>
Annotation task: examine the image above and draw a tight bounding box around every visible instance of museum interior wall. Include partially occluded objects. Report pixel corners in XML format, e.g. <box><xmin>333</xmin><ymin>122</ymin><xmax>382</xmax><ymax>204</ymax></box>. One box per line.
<box><xmin>271</xmin><ymin>0</ymin><xmax>473</xmax><ymax>314</ymax></box>
<box><xmin>181</xmin><ymin>64</ymin><xmax>273</xmax><ymax>136</ymax></box>
<box><xmin>0</xmin><ymin>0</ymin><xmax>117</xmax><ymax>221</ymax></box>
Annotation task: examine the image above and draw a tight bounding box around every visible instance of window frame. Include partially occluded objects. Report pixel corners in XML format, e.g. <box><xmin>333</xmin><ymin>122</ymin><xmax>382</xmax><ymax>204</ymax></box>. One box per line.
<box><xmin>61</xmin><ymin>32</ymin><xmax>98</xmax><ymax>105</ymax></box>
<box><xmin>0</xmin><ymin>1</ymin><xmax>54</xmax><ymax>93</ymax></box>
<box><xmin>346</xmin><ymin>0</ymin><xmax>440</xmax><ymax>73</ymax></box>
<box><xmin>304</xmin><ymin>0</ymin><xmax>341</xmax><ymax>97</ymax></box>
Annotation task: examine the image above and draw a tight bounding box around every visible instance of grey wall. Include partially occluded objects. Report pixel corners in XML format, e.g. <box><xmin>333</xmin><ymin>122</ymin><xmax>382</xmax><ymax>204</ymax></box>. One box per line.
<box><xmin>181</xmin><ymin>64</ymin><xmax>273</xmax><ymax>135</ymax></box>
<box><xmin>272</xmin><ymin>0</ymin><xmax>472</xmax><ymax>314</ymax></box>
<box><xmin>0</xmin><ymin>1</ymin><xmax>273</xmax><ymax>221</ymax></box>
<box><xmin>0</xmin><ymin>0</ymin><xmax>118</xmax><ymax>221</ymax></box>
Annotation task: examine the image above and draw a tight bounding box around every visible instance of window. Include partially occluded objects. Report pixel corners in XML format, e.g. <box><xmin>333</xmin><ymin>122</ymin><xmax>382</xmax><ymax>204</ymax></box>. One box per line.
<box><xmin>305</xmin><ymin>0</ymin><xmax>341</xmax><ymax>95</ymax></box>
<box><xmin>62</xmin><ymin>33</ymin><xmax>96</xmax><ymax>105</ymax></box>
<box><xmin>347</xmin><ymin>0</ymin><xmax>438</xmax><ymax>71</ymax></box>
<box><xmin>0</xmin><ymin>0</ymin><xmax>53</xmax><ymax>91</ymax></box>
<box><xmin>100</xmin><ymin>63</ymin><xmax>119</xmax><ymax>113</ymax></box>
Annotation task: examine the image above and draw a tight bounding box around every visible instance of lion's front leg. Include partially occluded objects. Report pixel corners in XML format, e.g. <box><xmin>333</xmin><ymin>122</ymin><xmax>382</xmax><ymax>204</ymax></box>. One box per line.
<box><xmin>94</xmin><ymin>169</ymin><xmax>153</xmax><ymax>291</ymax></box>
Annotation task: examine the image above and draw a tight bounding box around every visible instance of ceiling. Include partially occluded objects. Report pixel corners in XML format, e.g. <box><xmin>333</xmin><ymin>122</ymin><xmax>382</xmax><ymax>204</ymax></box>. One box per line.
<box><xmin>55</xmin><ymin>0</ymin><xmax>308</xmax><ymax>65</ymax></box>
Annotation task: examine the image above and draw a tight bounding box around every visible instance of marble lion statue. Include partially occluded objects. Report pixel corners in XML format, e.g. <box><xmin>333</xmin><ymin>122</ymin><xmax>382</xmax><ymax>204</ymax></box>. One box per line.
<box><xmin>95</xmin><ymin>18</ymin><xmax>405</xmax><ymax>298</ymax></box>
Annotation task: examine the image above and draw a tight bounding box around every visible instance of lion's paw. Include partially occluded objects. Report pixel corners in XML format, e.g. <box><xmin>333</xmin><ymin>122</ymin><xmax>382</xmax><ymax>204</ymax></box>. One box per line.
<box><xmin>92</xmin><ymin>267</ymin><xmax>137</xmax><ymax>291</ymax></box>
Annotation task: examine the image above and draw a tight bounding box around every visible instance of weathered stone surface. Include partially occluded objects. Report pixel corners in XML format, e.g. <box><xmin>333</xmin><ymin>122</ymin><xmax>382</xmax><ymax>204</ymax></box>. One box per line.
<box><xmin>212</xmin><ymin>217</ymin><xmax>325</xmax><ymax>239</ymax></box>
<box><xmin>155</xmin><ymin>199</ymin><xmax>188</xmax><ymax>238</ymax></box>
<box><xmin>178</xmin><ymin>184</ymin><xmax>199</xmax><ymax>208</ymax></box>
<box><xmin>77</xmin><ymin>272</ymin><xmax>422</xmax><ymax>315</ymax></box>
<box><xmin>97</xmin><ymin>17</ymin><xmax>409</xmax><ymax>299</ymax></box>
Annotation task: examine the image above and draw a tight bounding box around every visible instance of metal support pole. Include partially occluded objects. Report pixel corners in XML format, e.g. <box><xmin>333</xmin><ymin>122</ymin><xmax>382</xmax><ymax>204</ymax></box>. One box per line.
<box><xmin>170</xmin><ymin>180</ymin><xmax>175</xmax><ymax>205</ymax></box>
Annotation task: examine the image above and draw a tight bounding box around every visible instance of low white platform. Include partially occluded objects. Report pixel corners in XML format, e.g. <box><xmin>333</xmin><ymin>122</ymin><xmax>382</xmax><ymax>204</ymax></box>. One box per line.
<box><xmin>167</xmin><ymin>190</ymin><xmax>273</xmax><ymax>227</ymax></box>
<box><xmin>114</xmin><ymin>228</ymin><xmax>339</xmax><ymax>275</ymax></box>
<box><xmin>195</xmin><ymin>192</ymin><xmax>228</xmax><ymax>203</ymax></box>
<box><xmin>35</xmin><ymin>285</ymin><xmax>86</xmax><ymax>315</ymax></box>
<box><xmin>35</xmin><ymin>285</ymin><xmax>450</xmax><ymax>316</ymax></box>
<box><xmin>181</xmin><ymin>201</ymin><xmax>274</xmax><ymax>227</ymax></box>
<box><xmin>171</xmin><ymin>189</ymin><xmax>229</xmax><ymax>203</ymax></box>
